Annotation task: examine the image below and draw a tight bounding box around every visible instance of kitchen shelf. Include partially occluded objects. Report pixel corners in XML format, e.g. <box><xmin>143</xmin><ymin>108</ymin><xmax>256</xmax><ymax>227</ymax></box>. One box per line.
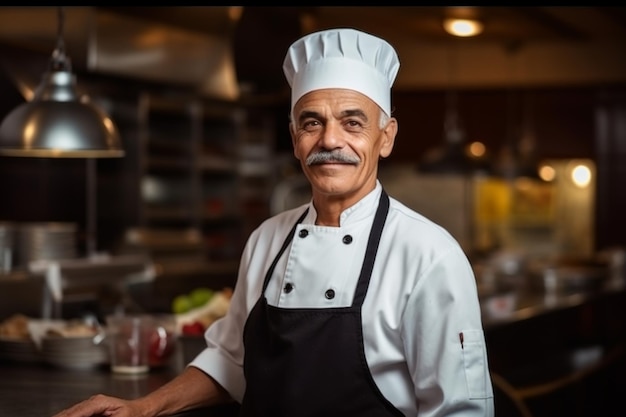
<box><xmin>143</xmin><ymin>206</ymin><xmax>196</xmax><ymax>221</ymax></box>
<box><xmin>146</xmin><ymin>157</ymin><xmax>193</xmax><ymax>171</ymax></box>
<box><xmin>198</xmin><ymin>155</ymin><xmax>237</xmax><ymax>172</ymax></box>
<box><xmin>134</xmin><ymin>92</ymin><xmax>275</xmax><ymax>264</ymax></box>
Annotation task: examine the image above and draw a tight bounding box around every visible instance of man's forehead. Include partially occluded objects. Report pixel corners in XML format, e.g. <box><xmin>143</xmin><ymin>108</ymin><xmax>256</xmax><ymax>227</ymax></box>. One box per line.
<box><xmin>293</xmin><ymin>89</ymin><xmax>378</xmax><ymax>115</ymax></box>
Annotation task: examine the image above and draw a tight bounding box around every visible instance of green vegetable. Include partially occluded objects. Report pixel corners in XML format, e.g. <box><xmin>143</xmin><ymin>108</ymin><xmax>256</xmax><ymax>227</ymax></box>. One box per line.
<box><xmin>172</xmin><ymin>294</ymin><xmax>193</xmax><ymax>314</ymax></box>
<box><xmin>189</xmin><ymin>287</ymin><xmax>215</xmax><ymax>308</ymax></box>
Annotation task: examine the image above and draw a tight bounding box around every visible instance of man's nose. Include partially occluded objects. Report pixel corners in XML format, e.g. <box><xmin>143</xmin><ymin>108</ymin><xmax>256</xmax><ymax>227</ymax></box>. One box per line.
<box><xmin>318</xmin><ymin>121</ymin><xmax>343</xmax><ymax>149</ymax></box>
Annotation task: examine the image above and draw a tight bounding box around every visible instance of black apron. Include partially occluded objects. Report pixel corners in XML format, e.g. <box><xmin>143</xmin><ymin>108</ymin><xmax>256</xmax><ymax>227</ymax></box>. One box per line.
<box><xmin>239</xmin><ymin>190</ymin><xmax>404</xmax><ymax>417</ymax></box>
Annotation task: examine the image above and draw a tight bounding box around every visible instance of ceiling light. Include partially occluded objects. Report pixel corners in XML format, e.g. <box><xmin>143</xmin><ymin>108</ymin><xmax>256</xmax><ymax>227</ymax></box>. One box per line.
<box><xmin>0</xmin><ymin>7</ymin><xmax>124</xmax><ymax>158</ymax></box>
<box><xmin>443</xmin><ymin>18</ymin><xmax>484</xmax><ymax>37</ymax></box>
<box><xmin>539</xmin><ymin>164</ymin><xmax>556</xmax><ymax>182</ymax></box>
<box><xmin>570</xmin><ymin>163</ymin><xmax>592</xmax><ymax>188</ymax></box>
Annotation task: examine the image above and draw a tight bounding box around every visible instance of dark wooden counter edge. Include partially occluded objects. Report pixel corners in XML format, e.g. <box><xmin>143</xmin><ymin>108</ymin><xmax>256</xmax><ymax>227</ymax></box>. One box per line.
<box><xmin>481</xmin><ymin>280</ymin><xmax>626</xmax><ymax>330</ymax></box>
<box><xmin>483</xmin><ymin>281</ymin><xmax>626</xmax><ymax>373</ymax></box>
<box><xmin>0</xmin><ymin>360</ymin><xmax>241</xmax><ymax>417</ymax></box>
<box><xmin>1</xmin><ymin>282</ymin><xmax>624</xmax><ymax>416</ymax></box>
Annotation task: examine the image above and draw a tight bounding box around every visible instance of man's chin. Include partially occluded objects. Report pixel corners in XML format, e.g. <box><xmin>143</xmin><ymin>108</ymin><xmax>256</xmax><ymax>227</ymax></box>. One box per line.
<box><xmin>309</xmin><ymin>179</ymin><xmax>353</xmax><ymax>196</ymax></box>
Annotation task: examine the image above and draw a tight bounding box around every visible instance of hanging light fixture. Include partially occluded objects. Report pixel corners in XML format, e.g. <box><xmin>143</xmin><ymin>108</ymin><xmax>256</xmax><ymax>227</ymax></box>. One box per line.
<box><xmin>493</xmin><ymin>44</ymin><xmax>543</xmax><ymax>181</ymax></box>
<box><xmin>418</xmin><ymin>43</ymin><xmax>492</xmax><ymax>175</ymax></box>
<box><xmin>418</xmin><ymin>90</ymin><xmax>491</xmax><ymax>175</ymax></box>
<box><xmin>0</xmin><ymin>7</ymin><xmax>124</xmax><ymax>158</ymax></box>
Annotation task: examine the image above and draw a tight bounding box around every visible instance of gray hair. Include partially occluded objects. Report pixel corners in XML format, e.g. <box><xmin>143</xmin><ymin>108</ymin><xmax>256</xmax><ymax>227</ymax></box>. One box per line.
<box><xmin>378</xmin><ymin>111</ymin><xmax>390</xmax><ymax>129</ymax></box>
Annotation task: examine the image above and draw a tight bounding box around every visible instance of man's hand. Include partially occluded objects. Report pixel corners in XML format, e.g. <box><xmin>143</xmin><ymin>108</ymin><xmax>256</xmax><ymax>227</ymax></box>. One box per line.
<box><xmin>52</xmin><ymin>394</ymin><xmax>145</xmax><ymax>417</ymax></box>
<box><xmin>51</xmin><ymin>367</ymin><xmax>233</xmax><ymax>417</ymax></box>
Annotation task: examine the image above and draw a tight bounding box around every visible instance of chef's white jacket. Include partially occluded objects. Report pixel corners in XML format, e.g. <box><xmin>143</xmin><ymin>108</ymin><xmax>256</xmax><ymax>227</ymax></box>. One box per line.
<box><xmin>191</xmin><ymin>181</ymin><xmax>494</xmax><ymax>416</ymax></box>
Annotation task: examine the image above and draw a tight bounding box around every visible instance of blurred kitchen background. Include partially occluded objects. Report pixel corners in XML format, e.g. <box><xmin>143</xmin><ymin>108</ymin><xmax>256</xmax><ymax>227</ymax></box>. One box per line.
<box><xmin>0</xmin><ymin>6</ymin><xmax>624</xmax><ymax>268</ymax></box>
<box><xmin>0</xmin><ymin>7</ymin><xmax>625</xmax><ymax>415</ymax></box>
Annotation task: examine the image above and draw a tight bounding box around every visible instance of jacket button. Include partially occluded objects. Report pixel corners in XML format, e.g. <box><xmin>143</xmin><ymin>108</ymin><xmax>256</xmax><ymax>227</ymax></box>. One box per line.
<box><xmin>299</xmin><ymin>229</ymin><xmax>309</xmax><ymax>238</ymax></box>
<box><xmin>284</xmin><ymin>283</ymin><xmax>294</xmax><ymax>293</ymax></box>
<box><xmin>325</xmin><ymin>289</ymin><xmax>335</xmax><ymax>299</ymax></box>
<box><xmin>342</xmin><ymin>235</ymin><xmax>353</xmax><ymax>244</ymax></box>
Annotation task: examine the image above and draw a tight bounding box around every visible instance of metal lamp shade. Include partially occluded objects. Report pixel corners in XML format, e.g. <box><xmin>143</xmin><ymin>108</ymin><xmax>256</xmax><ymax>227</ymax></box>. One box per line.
<box><xmin>0</xmin><ymin>69</ymin><xmax>124</xmax><ymax>158</ymax></box>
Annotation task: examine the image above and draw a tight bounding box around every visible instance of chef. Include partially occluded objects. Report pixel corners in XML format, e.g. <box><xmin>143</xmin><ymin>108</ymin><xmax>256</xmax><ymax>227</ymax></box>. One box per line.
<box><xmin>53</xmin><ymin>28</ymin><xmax>494</xmax><ymax>417</ymax></box>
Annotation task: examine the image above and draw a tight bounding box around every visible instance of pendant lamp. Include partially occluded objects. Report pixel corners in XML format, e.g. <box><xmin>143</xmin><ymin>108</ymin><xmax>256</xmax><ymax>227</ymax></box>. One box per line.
<box><xmin>0</xmin><ymin>7</ymin><xmax>124</xmax><ymax>158</ymax></box>
<box><xmin>418</xmin><ymin>43</ymin><xmax>491</xmax><ymax>175</ymax></box>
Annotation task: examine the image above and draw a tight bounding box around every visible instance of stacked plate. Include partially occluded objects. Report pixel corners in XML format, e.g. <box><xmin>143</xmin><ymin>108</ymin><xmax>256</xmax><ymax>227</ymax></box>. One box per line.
<box><xmin>40</xmin><ymin>334</ymin><xmax>109</xmax><ymax>370</ymax></box>
<box><xmin>16</xmin><ymin>222</ymin><xmax>77</xmax><ymax>268</ymax></box>
<box><xmin>0</xmin><ymin>222</ymin><xmax>15</xmax><ymax>273</ymax></box>
<box><xmin>0</xmin><ymin>336</ymin><xmax>40</xmax><ymax>362</ymax></box>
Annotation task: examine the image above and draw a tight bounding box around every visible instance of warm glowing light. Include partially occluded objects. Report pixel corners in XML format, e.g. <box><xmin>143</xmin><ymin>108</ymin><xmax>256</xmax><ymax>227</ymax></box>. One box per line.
<box><xmin>23</xmin><ymin>122</ymin><xmax>36</xmax><ymax>148</ymax></box>
<box><xmin>468</xmin><ymin>141</ymin><xmax>486</xmax><ymax>158</ymax></box>
<box><xmin>443</xmin><ymin>18</ymin><xmax>484</xmax><ymax>37</ymax></box>
<box><xmin>228</xmin><ymin>6</ymin><xmax>244</xmax><ymax>22</ymax></box>
<box><xmin>571</xmin><ymin>164</ymin><xmax>592</xmax><ymax>188</ymax></box>
<box><xmin>103</xmin><ymin>118</ymin><xmax>114</xmax><ymax>130</ymax></box>
<box><xmin>539</xmin><ymin>164</ymin><xmax>556</xmax><ymax>182</ymax></box>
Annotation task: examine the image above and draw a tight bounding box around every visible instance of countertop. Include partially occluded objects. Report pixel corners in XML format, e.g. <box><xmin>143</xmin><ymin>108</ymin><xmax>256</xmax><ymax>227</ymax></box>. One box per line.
<box><xmin>0</xmin><ymin>360</ymin><xmax>240</xmax><ymax>417</ymax></box>
<box><xmin>1</xmin><ymin>277</ymin><xmax>624</xmax><ymax>417</ymax></box>
<box><xmin>481</xmin><ymin>279</ymin><xmax>626</xmax><ymax>329</ymax></box>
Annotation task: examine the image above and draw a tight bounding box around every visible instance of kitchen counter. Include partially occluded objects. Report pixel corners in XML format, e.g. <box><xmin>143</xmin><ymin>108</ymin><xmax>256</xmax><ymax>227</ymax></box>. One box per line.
<box><xmin>481</xmin><ymin>278</ymin><xmax>626</xmax><ymax>330</ymax></box>
<box><xmin>1</xmin><ymin>278</ymin><xmax>624</xmax><ymax>417</ymax></box>
<box><xmin>0</xmin><ymin>360</ymin><xmax>240</xmax><ymax>417</ymax></box>
<box><xmin>484</xmin><ymin>279</ymin><xmax>626</xmax><ymax>416</ymax></box>
<box><xmin>483</xmin><ymin>278</ymin><xmax>626</xmax><ymax>366</ymax></box>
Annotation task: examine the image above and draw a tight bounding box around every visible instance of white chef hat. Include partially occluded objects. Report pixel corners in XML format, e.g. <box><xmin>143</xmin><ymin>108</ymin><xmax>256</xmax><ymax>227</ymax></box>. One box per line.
<box><xmin>283</xmin><ymin>28</ymin><xmax>400</xmax><ymax>116</ymax></box>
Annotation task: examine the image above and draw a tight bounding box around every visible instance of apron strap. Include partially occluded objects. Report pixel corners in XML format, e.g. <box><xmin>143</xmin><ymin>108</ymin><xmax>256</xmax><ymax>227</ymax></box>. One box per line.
<box><xmin>352</xmin><ymin>189</ymin><xmax>390</xmax><ymax>306</ymax></box>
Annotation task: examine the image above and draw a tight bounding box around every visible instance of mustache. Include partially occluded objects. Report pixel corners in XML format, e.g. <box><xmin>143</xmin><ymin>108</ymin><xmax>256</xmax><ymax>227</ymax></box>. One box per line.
<box><xmin>305</xmin><ymin>150</ymin><xmax>361</xmax><ymax>166</ymax></box>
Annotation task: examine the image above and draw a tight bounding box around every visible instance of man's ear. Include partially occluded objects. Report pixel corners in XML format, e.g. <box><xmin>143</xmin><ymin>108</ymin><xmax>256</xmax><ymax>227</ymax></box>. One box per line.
<box><xmin>379</xmin><ymin>117</ymin><xmax>398</xmax><ymax>159</ymax></box>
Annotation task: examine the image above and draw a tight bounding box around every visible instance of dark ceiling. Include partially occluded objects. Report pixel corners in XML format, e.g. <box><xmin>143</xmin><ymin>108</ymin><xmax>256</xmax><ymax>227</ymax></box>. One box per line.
<box><xmin>99</xmin><ymin>6</ymin><xmax>626</xmax><ymax>44</ymax></box>
<box><xmin>90</xmin><ymin>6</ymin><xmax>626</xmax><ymax>93</ymax></box>
<box><xmin>1</xmin><ymin>6</ymin><xmax>626</xmax><ymax>99</ymax></box>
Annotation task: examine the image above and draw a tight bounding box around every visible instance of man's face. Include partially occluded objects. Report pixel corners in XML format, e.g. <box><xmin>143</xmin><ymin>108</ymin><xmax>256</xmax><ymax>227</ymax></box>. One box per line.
<box><xmin>290</xmin><ymin>89</ymin><xmax>397</xmax><ymax>205</ymax></box>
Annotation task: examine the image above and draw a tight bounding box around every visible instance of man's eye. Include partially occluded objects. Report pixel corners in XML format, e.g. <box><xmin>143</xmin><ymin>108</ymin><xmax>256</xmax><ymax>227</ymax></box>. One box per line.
<box><xmin>302</xmin><ymin>120</ymin><xmax>320</xmax><ymax>129</ymax></box>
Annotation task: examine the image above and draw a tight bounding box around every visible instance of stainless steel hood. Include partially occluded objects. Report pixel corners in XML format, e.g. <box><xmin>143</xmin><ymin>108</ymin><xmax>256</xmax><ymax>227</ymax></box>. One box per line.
<box><xmin>0</xmin><ymin>7</ymin><xmax>241</xmax><ymax>101</ymax></box>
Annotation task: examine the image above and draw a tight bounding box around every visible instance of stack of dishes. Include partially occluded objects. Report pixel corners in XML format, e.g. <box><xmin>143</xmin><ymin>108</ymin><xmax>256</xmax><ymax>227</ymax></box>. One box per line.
<box><xmin>16</xmin><ymin>222</ymin><xmax>77</xmax><ymax>268</ymax></box>
<box><xmin>41</xmin><ymin>334</ymin><xmax>108</xmax><ymax>370</ymax></box>
<box><xmin>0</xmin><ymin>222</ymin><xmax>15</xmax><ymax>273</ymax></box>
<box><xmin>0</xmin><ymin>335</ymin><xmax>40</xmax><ymax>362</ymax></box>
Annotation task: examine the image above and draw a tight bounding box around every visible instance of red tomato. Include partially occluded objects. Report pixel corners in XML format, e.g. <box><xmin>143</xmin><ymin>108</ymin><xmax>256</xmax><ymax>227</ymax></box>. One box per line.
<box><xmin>181</xmin><ymin>321</ymin><xmax>205</xmax><ymax>336</ymax></box>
